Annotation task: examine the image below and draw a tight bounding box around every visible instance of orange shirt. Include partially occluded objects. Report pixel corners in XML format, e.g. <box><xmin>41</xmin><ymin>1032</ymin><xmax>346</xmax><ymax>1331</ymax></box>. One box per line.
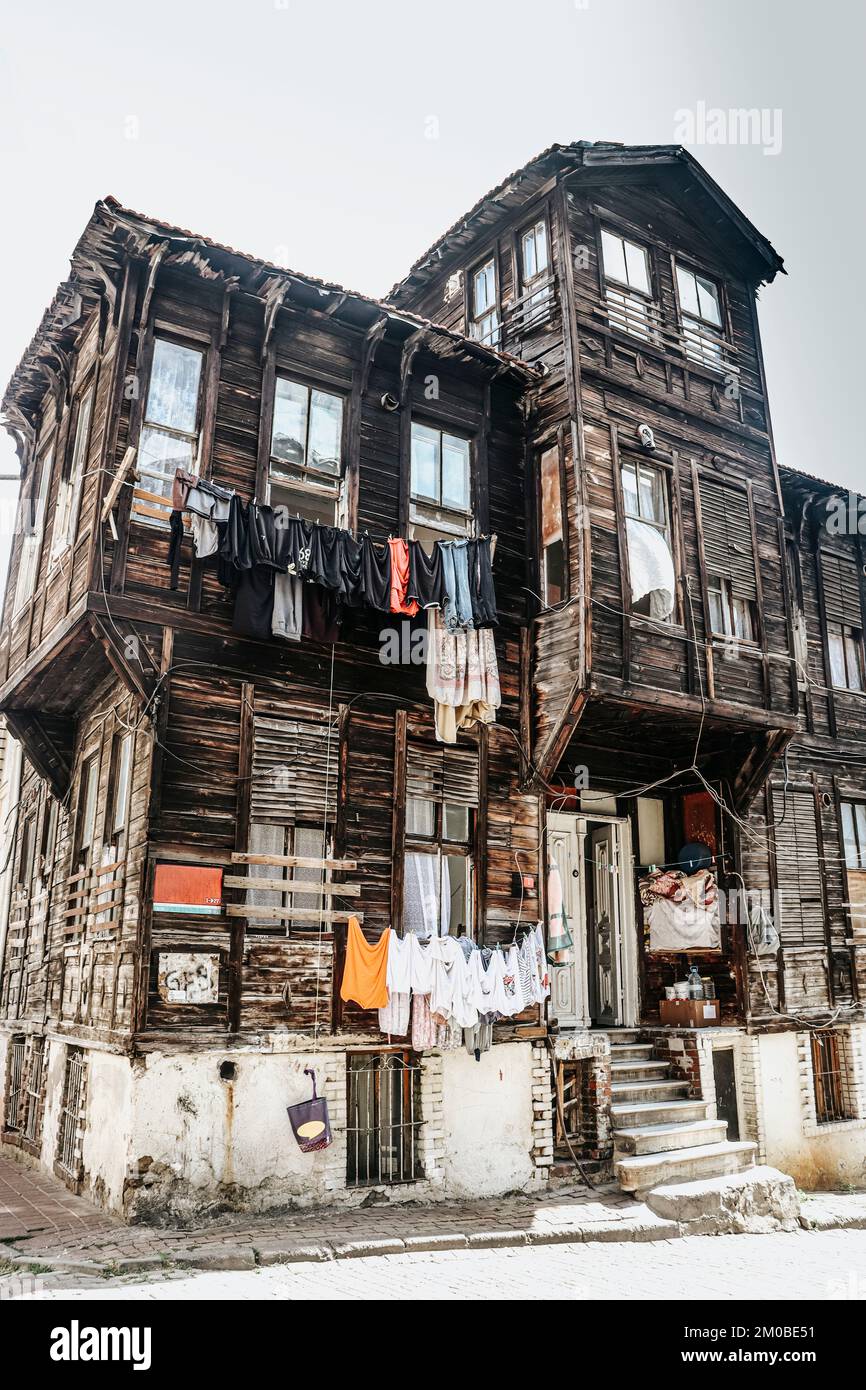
<box><xmin>388</xmin><ymin>538</ymin><xmax>419</xmax><ymax>616</ymax></box>
<box><xmin>340</xmin><ymin>915</ymin><xmax>390</xmax><ymax>1010</ymax></box>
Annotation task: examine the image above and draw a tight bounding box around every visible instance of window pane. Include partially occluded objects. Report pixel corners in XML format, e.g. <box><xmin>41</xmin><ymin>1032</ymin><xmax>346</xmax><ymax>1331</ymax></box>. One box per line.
<box><xmin>139</xmin><ymin>425</ymin><xmax>195</xmax><ymax>499</ymax></box>
<box><xmin>411</xmin><ymin>423</ymin><xmax>440</xmax><ymax>502</ymax></box>
<box><xmin>544</xmin><ymin>538</ymin><xmax>566</xmax><ymax>607</ymax></box>
<box><xmin>146</xmin><ymin>340</ymin><xmax>202</xmax><ymax>433</ymax></box>
<box><xmin>403</xmin><ymin>851</ymin><xmax>445</xmax><ymax>937</ymax></box>
<box><xmin>541</xmin><ymin>447</ymin><xmax>563</xmax><ymax>545</ymax></box>
<box><xmin>80</xmin><ymin>761</ymin><xmax>98</xmax><ymax>851</ymax></box>
<box><xmin>624</xmin><ymin>239</ymin><xmax>650</xmax><ymax>294</ymax></box>
<box><xmin>441</xmin><ymin>434</ymin><xmax>470</xmax><ymax>512</ymax></box>
<box><xmin>637</xmin><ymin>465</ymin><xmax>664</xmax><ymax>525</ymax></box>
<box><xmin>708</xmin><ymin>581</ymin><xmax>727</xmax><ymax>635</ymax></box>
<box><xmin>621</xmin><ymin>461</ymin><xmax>639</xmax><ymax>518</ymax></box>
<box><xmin>844</xmin><ymin>632</ymin><xmax>863</xmax><ymax>691</ymax></box>
<box><xmin>696</xmin><ymin>273</ymin><xmax>722</xmax><ymax>327</ymax></box>
<box><xmin>828</xmin><ymin>628</ymin><xmax>847</xmax><ymax>688</ymax></box>
<box><xmin>445</xmin><ymin>855</ymin><xmax>471</xmax><ymax>936</ymax></box>
<box><xmin>406</xmin><ymin>797</ymin><xmax>436</xmax><ymax>837</ymax></box>
<box><xmin>841</xmin><ymin>803</ymin><xmax>858</xmax><ymax>868</ymax></box>
<box><xmin>269</xmin><ymin>478</ymin><xmax>337</xmax><ymax>527</ymax></box>
<box><xmin>308</xmin><ymin>390</ymin><xmax>343</xmax><ymax>473</ymax></box>
<box><xmin>443</xmin><ymin>803</ymin><xmax>470</xmax><ymax>843</ymax></box>
<box><xmin>534</xmin><ymin>221</ymin><xmax>549</xmax><ymax>275</ymax></box>
<box><xmin>246</xmin><ymin>822</ymin><xmax>285</xmax><ymax>922</ymax></box>
<box><xmin>473</xmin><ymin>260</ymin><xmax>495</xmax><ymax>315</ymax></box>
<box><xmin>522</xmin><ymin>229</ymin><xmax>537</xmax><ymax>281</ymax></box>
<box><xmin>856</xmin><ymin>805</ymin><xmax>866</xmax><ymax>868</ymax></box>
<box><xmin>733</xmin><ymin>597</ymin><xmax>753</xmax><ymax>641</ymax></box>
<box><xmin>272</xmin><ymin>378</ymin><xmax>309</xmax><ymax>466</ymax></box>
<box><xmin>676</xmin><ymin>265</ymin><xmax>701</xmax><ymax>318</ymax></box>
<box><xmin>113</xmin><ymin>735</ymin><xmax>133</xmax><ymax>833</ymax></box>
<box><xmin>601</xmin><ymin>230</ymin><xmax>627</xmax><ymax>285</ymax></box>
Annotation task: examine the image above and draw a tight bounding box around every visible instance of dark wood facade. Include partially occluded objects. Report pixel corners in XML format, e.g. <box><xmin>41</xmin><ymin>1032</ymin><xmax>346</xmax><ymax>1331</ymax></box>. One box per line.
<box><xmin>390</xmin><ymin>140</ymin><xmax>863</xmax><ymax>1030</ymax></box>
<box><xmin>0</xmin><ymin>199</ymin><xmax>542</xmax><ymax>1053</ymax></box>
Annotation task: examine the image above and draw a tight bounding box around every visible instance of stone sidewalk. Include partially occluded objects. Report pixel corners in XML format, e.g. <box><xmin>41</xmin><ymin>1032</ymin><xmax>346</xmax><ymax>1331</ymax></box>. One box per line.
<box><xmin>1</xmin><ymin>1152</ymin><xmax>865</xmax><ymax>1282</ymax></box>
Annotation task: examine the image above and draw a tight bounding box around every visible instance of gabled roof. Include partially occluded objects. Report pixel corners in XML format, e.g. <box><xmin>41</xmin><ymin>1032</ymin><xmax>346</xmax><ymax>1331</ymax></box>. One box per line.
<box><xmin>3</xmin><ymin>197</ymin><xmax>540</xmax><ymax>432</ymax></box>
<box><xmin>387</xmin><ymin>140</ymin><xmax>785</xmax><ymax>304</ymax></box>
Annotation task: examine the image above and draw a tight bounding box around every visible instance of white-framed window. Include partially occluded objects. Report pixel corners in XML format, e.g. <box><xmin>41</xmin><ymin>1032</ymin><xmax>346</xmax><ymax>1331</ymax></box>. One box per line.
<box><xmin>600</xmin><ymin>228</ymin><xmax>656</xmax><ymax>342</ymax></box>
<box><xmin>13</xmin><ymin>445</ymin><xmax>53</xmax><ymax>615</ymax></box>
<box><xmin>52</xmin><ymin>384</ymin><xmax>94</xmax><ymax>560</ymax></box>
<box><xmin>134</xmin><ymin>337</ymin><xmax>204</xmax><ymax>525</ymax></box>
<box><xmin>520</xmin><ymin>218</ymin><xmax>552</xmax><ymax>326</ymax></box>
<box><xmin>622</xmin><ymin>459</ymin><xmax>676</xmax><ymax>622</ymax></box>
<box><xmin>469</xmin><ymin>257</ymin><xmax>500</xmax><ymax>348</ymax></box>
<box><xmin>675</xmin><ymin>261</ymin><xmax>725</xmax><ymax>369</ymax></box>
<box><xmin>267</xmin><ymin>376</ymin><xmax>344</xmax><ymax>525</ymax></box>
<box><xmin>409</xmin><ymin>422</ymin><xmax>472</xmax><ymax>545</ymax></box>
<box><xmin>708</xmin><ymin>577</ymin><xmax>755</xmax><ymax>642</ymax></box>
<box><xmin>828</xmin><ymin>623</ymin><xmax>864</xmax><ymax>691</ymax></box>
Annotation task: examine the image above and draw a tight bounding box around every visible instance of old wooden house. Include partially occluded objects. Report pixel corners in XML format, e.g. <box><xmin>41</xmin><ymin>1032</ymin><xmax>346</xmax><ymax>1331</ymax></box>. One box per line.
<box><xmin>389</xmin><ymin>141</ymin><xmax>866</xmax><ymax>1191</ymax></box>
<box><xmin>1</xmin><ymin>145</ymin><xmax>864</xmax><ymax>1216</ymax></box>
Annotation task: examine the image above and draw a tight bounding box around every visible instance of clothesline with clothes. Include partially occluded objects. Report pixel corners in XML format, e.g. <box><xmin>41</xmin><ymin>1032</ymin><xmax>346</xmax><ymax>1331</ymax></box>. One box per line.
<box><xmin>168</xmin><ymin>468</ymin><xmax>502</xmax><ymax>744</ymax></box>
<box><xmin>339</xmin><ymin>917</ymin><xmax>550</xmax><ymax>1061</ymax></box>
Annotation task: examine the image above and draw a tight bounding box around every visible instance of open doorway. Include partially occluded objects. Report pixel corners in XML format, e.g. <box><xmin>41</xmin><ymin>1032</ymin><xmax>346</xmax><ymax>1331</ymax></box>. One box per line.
<box><xmin>547</xmin><ymin>812</ymin><xmax>638</xmax><ymax>1030</ymax></box>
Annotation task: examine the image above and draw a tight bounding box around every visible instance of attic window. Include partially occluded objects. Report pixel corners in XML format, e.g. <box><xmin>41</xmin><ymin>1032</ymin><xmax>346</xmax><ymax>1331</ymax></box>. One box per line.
<box><xmin>675</xmin><ymin>262</ymin><xmax>726</xmax><ymax>369</ymax></box>
<box><xmin>469</xmin><ymin>258</ymin><xmax>500</xmax><ymax>348</ymax></box>
<box><xmin>600</xmin><ymin>229</ymin><xmax>657</xmax><ymax>344</ymax></box>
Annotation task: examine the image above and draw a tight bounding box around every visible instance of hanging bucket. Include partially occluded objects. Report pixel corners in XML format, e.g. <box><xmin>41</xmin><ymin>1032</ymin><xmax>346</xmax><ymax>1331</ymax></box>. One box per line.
<box><xmin>287</xmin><ymin>1068</ymin><xmax>332</xmax><ymax>1153</ymax></box>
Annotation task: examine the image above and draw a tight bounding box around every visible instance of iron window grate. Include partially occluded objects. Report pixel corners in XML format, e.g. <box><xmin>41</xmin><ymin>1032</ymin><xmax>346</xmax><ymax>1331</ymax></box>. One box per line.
<box><xmin>23</xmin><ymin>1039</ymin><xmax>46</xmax><ymax>1144</ymax></box>
<box><xmin>346</xmin><ymin>1052</ymin><xmax>422</xmax><ymax>1188</ymax></box>
<box><xmin>57</xmin><ymin>1049</ymin><xmax>86</xmax><ymax>1178</ymax></box>
<box><xmin>5</xmin><ymin>1038</ymin><xmax>26</xmax><ymax>1132</ymax></box>
<box><xmin>811</xmin><ymin>1031</ymin><xmax>856</xmax><ymax>1125</ymax></box>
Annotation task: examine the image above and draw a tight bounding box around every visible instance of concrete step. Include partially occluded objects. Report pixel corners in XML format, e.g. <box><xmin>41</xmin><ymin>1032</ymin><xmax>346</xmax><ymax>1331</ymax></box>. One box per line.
<box><xmin>609</xmin><ymin>1043</ymin><xmax>656</xmax><ymax>1061</ymax></box>
<box><xmin>616</xmin><ymin>1141</ymin><xmax>757</xmax><ymax>1194</ymax></box>
<box><xmin>610</xmin><ymin>1059</ymin><xmax>671</xmax><ymax>1081</ymax></box>
<box><xmin>611</xmin><ymin>1098</ymin><xmax>713</xmax><ymax>1128</ymax></box>
<box><xmin>613</xmin><ymin>1119</ymin><xmax>729</xmax><ymax>1156</ymax></box>
<box><xmin>610</xmin><ymin>1079</ymin><xmax>691</xmax><ymax>1104</ymax></box>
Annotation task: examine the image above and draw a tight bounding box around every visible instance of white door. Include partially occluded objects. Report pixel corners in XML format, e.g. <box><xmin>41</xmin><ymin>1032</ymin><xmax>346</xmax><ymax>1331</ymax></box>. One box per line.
<box><xmin>547</xmin><ymin>814</ymin><xmax>589</xmax><ymax>1028</ymax></box>
<box><xmin>590</xmin><ymin>824</ymin><xmax>622</xmax><ymax>1026</ymax></box>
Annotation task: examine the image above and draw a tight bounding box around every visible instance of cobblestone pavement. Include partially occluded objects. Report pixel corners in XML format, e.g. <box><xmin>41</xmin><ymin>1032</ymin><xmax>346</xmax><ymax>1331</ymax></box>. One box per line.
<box><xmin>14</xmin><ymin>1228</ymin><xmax>866</xmax><ymax>1301</ymax></box>
<box><xmin>3</xmin><ymin>1151</ymin><xmax>866</xmax><ymax>1293</ymax></box>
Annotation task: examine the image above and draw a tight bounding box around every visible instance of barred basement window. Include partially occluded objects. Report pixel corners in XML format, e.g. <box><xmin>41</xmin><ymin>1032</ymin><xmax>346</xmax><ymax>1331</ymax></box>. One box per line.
<box><xmin>24</xmin><ymin>1038</ymin><xmax>47</xmax><ymax>1144</ymax></box>
<box><xmin>346</xmin><ymin>1052</ymin><xmax>422</xmax><ymax>1187</ymax></box>
<box><xmin>810</xmin><ymin>1031</ymin><xmax>856</xmax><ymax>1125</ymax></box>
<box><xmin>57</xmin><ymin>1048</ymin><xmax>86</xmax><ymax>1180</ymax></box>
<box><xmin>5</xmin><ymin>1037</ymin><xmax>26</xmax><ymax>1132</ymax></box>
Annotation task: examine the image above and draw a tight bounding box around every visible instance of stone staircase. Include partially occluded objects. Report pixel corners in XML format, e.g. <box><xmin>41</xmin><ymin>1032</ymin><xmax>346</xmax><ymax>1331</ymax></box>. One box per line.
<box><xmin>610</xmin><ymin>1031</ymin><xmax>756</xmax><ymax>1195</ymax></box>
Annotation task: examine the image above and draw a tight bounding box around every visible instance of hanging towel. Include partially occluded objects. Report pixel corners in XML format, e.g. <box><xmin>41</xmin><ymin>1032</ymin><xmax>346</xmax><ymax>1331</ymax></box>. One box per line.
<box><xmin>191</xmin><ymin>513</ymin><xmax>219</xmax><ymax>559</ymax></box>
<box><xmin>272</xmin><ymin>572</ymin><xmax>303</xmax><ymax>641</ymax></box>
<box><xmin>340</xmin><ymin>915</ymin><xmax>390</xmax><ymax>1010</ymax></box>
<box><xmin>546</xmin><ymin>858</ymin><xmax>574</xmax><ymax>966</ymax></box>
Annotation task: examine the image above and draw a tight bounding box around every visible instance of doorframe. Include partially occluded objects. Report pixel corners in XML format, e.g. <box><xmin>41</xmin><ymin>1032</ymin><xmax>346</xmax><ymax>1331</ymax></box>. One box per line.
<box><xmin>546</xmin><ymin>810</ymin><xmax>639</xmax><ymax>1029</ymax></box>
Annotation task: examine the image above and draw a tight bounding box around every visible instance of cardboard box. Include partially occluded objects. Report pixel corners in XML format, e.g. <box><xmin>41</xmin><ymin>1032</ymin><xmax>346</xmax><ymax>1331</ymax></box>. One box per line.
<box><xmin>659</xmin><ymin>997</ymin><xmax>721</xmax><ymax>1028</ymax></box>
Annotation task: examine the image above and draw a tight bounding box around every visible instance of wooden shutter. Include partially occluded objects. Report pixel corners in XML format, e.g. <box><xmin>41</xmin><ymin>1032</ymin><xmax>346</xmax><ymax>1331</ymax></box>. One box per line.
<box><xmin>819</xmin><ymin>551</ymin><xmax>862</xmax><ymax>628</ymax></box>
<box><xmin>406</xmin><ymin>743</ymin><xmax>479</xmax><ymax>807</ymax></box>
<box><xmin>250</xmin><ymin>716</ymin><xmax>338</xmax><ymax>825</ymax></box>
<box><xmin>699</xmin><ymin>478</ymin><xmax>757</xmax><ymax>600</ymax></box>
<box><xmin>770</xmin><ymin>784</ymin><xmax>825</xmax><ymax>949</ymax></box>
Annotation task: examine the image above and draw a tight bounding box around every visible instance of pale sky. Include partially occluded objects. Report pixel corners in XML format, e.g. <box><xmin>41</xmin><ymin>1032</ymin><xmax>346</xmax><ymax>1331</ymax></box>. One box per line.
<box><xmin>1</xmin><ymin>0</ymin><xmax>863</xmax><ymax>584</ymax></box>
